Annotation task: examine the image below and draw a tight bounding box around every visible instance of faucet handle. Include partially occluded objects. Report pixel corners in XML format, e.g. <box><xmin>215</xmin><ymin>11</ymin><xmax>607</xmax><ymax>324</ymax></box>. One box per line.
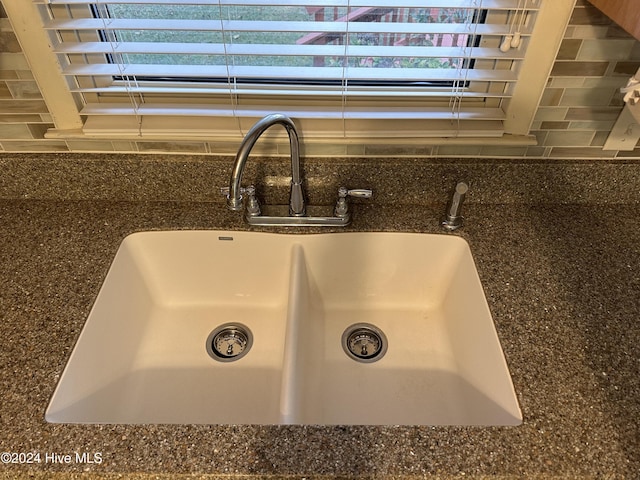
<box><xmin>220</xmin><ymin>185</ymin><xmax>261</xmax><ymax>215</ymax></box>
<box><xmin>220</xmin><ymin>185</ymin><xmax>252</xmax><ymax>197</ymax></box>
<box><xmin>244</xmin><ymin>185</ymin><xmax>261</xmax><ymax>217</ymax></box>
<box><xmin>338</xmin><ymin>187</ymin><xmax>373</xmax><ymax>199</ymax></box>
<box><xmin>335</xmin><ymin>187</ymin><xmax>372</xmax><ymax>218</ymax></box>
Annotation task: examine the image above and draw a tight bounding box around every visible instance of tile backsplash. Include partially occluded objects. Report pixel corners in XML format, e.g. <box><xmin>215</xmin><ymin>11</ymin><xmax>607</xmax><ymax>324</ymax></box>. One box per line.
<box><xmin>1</xmin><ymin>0</ymin><xmax>640</xmax><ymax>159</ymax></box>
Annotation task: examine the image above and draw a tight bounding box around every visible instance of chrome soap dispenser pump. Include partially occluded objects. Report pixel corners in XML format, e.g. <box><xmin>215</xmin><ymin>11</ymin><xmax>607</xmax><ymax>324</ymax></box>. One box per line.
<box><xmin>441</xmin><ymin>181</ymin><xmax>469</xmax><ymax>231</ymax></box>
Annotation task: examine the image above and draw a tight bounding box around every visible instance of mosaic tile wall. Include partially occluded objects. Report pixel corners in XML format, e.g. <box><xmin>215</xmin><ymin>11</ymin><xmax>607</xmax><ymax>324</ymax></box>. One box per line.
<box><xmin>1</xmin><ymin>0</ymin><xmax>640</xmax><ymax>158</ymax></box>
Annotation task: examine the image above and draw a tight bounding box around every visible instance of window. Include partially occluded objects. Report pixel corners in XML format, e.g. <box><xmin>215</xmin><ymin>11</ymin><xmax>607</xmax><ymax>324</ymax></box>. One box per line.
<box><xmin>96</xmin><ymin>3</ymin><xmax>481</xmax><ymax>83</ymax></box>
<box><xmin>12</xmin><ymin>0</ymin><xmax>574</xmax><ymax>142</ymax></box>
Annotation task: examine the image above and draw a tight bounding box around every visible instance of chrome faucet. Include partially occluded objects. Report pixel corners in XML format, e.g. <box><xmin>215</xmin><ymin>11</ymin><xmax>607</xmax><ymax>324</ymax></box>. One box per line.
<box><xmin>223</xmin><ymin>113</ymin><xmax>371</xmax><ymax>227</ymax></box>
<box><xmin>226</xmin><ymin>113</ymin><xmax>305</xmax><ymax>216</ymax></box>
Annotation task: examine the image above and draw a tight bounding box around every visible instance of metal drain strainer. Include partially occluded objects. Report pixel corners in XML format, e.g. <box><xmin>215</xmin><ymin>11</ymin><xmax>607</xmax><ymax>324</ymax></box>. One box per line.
<box><xmin>342</xmin><ymin>323</ymin><xmax>388</xmax><ymax>363</ymax></box>
<box><xmin>206</xmin><ymin>323</ymin><xmax>253</xmax><ymax>362</ymax></box>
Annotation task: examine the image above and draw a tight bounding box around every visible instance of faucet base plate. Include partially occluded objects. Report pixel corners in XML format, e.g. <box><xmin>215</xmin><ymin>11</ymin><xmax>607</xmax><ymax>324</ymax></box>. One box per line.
<box><xmin>246</xmin><ymin>205</ymin><xmax>350</xmax><ymax>227</ymax></box>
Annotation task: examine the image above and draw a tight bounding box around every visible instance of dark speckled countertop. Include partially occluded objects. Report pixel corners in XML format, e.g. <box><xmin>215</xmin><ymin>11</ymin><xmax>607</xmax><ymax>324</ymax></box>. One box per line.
<box><xmin>0</xmin><ymin>154</ymin><xmax>638</xmax><ymax>479</ymax></box>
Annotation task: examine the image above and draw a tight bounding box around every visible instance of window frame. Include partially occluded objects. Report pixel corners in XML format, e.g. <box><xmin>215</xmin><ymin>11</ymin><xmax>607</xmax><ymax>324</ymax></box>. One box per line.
<box><xmin>4</xmin><ymin>0</ymin><xmax>577</xmax><ymax>145</ymax></box>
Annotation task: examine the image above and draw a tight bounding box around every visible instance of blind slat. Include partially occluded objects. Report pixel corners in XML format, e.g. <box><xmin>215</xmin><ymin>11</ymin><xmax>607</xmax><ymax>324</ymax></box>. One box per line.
<box><xmin>70</xmin><ymin>86</ymin><xmax>510</xmax><ymax>98</ymax></box>
<box><xmin>45</xmin><ymin>18</ymin><xmax>531</xmax><ymax>36</ymax></box>
<box><xmin>62</xmin><ymin>63</ymin><xmax>519</xmax><ymax>82</ymax></box>
<box><xmin>36</xmin><ymin>0</ymin><xmax>538</xmax><ymax>9</ymax></box>
<box><xmin>80</xmin><ymin>102</ymin><xmax>507</xmax><ymax>120</ymax></box>
<box><xmin>55</xmin><ymin>41</ymin><xmax>525</xmax><ymax>60</ymax></box>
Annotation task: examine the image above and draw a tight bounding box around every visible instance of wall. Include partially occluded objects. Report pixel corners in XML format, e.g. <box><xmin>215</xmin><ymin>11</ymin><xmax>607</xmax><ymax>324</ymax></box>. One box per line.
<box><xmin>1</xmin><ymin>0</ymin><xmax>640</xmax><ymax>159</ymax></box>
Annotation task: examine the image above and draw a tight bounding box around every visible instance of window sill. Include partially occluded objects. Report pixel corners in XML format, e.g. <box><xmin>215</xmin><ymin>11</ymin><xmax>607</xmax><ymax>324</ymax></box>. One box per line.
<box><xmin>44</xmin><ymin>116</ymin><xmax>537</xmax><ymax>149</ymax></box>
<box><xmin>44</xmin><ymin>127</ymin><xmax>536</xmax><ymax>146</ymax></box>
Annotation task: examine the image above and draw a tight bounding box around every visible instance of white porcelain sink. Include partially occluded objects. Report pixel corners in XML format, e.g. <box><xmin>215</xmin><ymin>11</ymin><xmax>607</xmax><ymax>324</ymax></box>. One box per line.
<box><xmin>46</xmin><ymin>231</ymin><xmax>522</xmax><ymax>425</ymax></box>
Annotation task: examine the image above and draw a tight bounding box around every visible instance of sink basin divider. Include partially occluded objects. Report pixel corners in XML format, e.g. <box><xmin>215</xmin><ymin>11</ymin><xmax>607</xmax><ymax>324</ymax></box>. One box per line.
<box><xmin>279</xmin><ymin>243</ymin><xmax>307</xmax><ymax>424</ymax></box>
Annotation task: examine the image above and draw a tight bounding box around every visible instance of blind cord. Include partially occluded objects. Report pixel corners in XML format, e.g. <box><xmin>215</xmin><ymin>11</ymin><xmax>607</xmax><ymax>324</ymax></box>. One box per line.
<box><xmin>97</xmin><ymin>0</ymin><xmax>142</xmax><ymax>135</ymax></box>
<box><xmin>341</xmin><ymin>0</ymin><xmax>351</xmax><ymax>138</ymax></box>
<box><xmin>217</xmin><ymin>1</ymin><xmax>243</xmax><ymax>136</ymax></box>
<box><xmin>451</xmin><ymin>0</ymin><xmax>482</xmax><ymax>135</ymax></box>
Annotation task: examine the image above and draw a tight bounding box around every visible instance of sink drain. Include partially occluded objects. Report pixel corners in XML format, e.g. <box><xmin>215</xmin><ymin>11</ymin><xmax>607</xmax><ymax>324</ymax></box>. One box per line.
<box><xmin>342</xmin><ymin>323</ymin><xmax>388</xmax><ymax>363</ymax></box>
<box><xmin>206</xmin><ymin>323</ymin><xmax>253</xmax><ymax>362</ymax></box>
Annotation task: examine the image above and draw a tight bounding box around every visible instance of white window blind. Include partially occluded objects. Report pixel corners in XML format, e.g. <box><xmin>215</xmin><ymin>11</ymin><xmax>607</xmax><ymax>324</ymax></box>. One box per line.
<box><xmin>32</xmin><ymin>0</ymin><xmax>542</xmax><ymax>138</ymax></box>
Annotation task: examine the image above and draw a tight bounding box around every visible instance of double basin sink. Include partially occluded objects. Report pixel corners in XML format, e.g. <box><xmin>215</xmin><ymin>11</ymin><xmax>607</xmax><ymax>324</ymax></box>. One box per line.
<box><xmin>46</xmin><ymin>231</ymin><xmax>521</xmax><ymax>425</ymax></box>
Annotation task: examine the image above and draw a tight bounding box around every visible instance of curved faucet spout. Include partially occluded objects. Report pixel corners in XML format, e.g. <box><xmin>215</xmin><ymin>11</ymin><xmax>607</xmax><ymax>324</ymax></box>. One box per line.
<box><xmin>227</xmin><ymin>113</ymin><xmax>306</xmax><ymax>216</ymax></box>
